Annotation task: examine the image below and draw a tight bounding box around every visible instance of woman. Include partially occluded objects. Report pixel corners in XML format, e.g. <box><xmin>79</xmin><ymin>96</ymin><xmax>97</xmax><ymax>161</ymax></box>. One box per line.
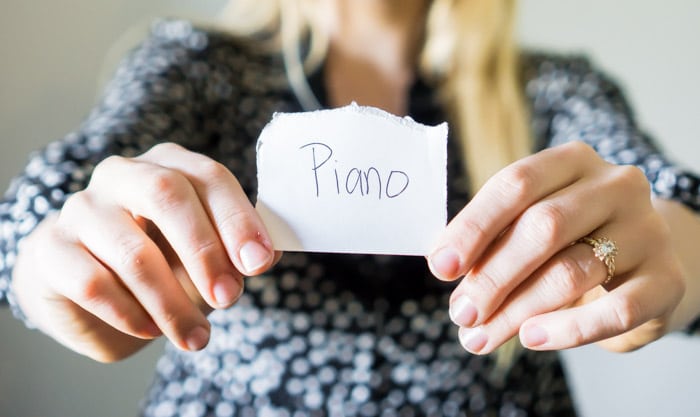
<box><xmin>2</xmin><ymin>0</ymin><xmax>700</xmax><ymax>415</ymax></box>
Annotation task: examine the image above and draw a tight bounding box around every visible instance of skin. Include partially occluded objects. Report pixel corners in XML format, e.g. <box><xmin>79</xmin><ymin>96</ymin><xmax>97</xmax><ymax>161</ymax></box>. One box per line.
<box><xmin>429</xmin><ymin>145</ymin><xmax>687</xmax><ymax>354</ymax></box>
<box><xmin>12</xmin><ymin>0</ymin><xmax>700</xmax><ymax>363</ymax></box>
<box><xmin>13</xmin><ymin>144</ymin><xmax>281</xmax><ymax>362</ymax></box>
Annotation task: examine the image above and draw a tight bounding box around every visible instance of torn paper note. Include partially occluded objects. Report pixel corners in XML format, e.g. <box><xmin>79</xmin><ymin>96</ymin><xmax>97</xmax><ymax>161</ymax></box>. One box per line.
<box><xmin>255</xmin><ymin>103</ymin><xmax>448</xmax><ymax>256</ymax></box>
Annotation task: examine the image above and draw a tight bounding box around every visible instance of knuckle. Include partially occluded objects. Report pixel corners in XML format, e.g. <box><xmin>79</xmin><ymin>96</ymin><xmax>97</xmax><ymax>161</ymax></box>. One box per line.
<box><xmin>114</xmin><ymin>234</ymin><xmax>154</xmax><ymax>276</ymax></box>
<box><xmin>156</xmin><ymin>308</ymin><xmax>183</xmax><ymax>335</ymax></box>
<box><xmin>147</xmin><ymin>170</ymin><xmax>182</xmax><ymax>195</ymax></box>
<box><xmin>610</xmin><ymin>294</ymin><xmax>642</xmax><ymax>331</ymax></box>
<box><xmin>566</xmin><ymin>140</ymin><xmax>596</xmax><ymax>157</ymax></box>
<box><xmin>59</xmin><ymin>192</ymin><xmax>92</xmax><ymax>222</ymax></box>
<box><xmin>196</xmin><ymin>159</ymin><xmax>231</xmax><ymax>182</ymax></box>
<box><xmin>56</xmin><ymin>196</ymin><xmax>92</xmax><ymax>240</ymax></box>
<box><xmin>493</xmin><ymin>308</ymin><xmax>519</xmax><ymax>334</ymax></box>
<box><xmin>567</xmin><ymin>318</ymin><xmax>588</xmax><ymax>346</ymax></box>
<box><xmin>219</xmin><ymin>205</ymin><xmax>256</xmax><ymax>235</ymax></box>
<box><xmin>66</xmin><ymin>270</ymin><xmax>109</xmax><ymax>303</ymax></box>
<box><xmin>112</xmin><ymin>308</ymin><xmax>145</xmax><ymax>332</ymax></box>
<box><xmin>189</xmin><ymin>238</ymin><xmax>221</xmax><ymax>262</ymax></box>
<box><xmin>613</xmin><ymin>165</ymin><xmax>650</xmax><ymax>195</ymax></box>
<box><xmin>523</xmin><ymin>202</ymin><xmax>567</xmax><ymax>247</ymax></box>
<box><xmin>77</xmin><ymin>277</ymin><xmax>104</xmax><ymax>302</ymax></box>
<box><xmin>453</xmin><ymin>216</ymin><xmax>488</xmax><ymax>243</ymax></box>
<box><xmin>547</xmin><ymin>254</ymin><xmax>588</xmax><ymax>298</ymax></box>
<box><xmin>158</xmin><ymin>308</ymin><xmax>178</xmax><ymax>327</ymax></box>
<box><xmin>471</xmin><ymin>267</ymin><xmax>502</xmax><ymax>297</ymax></box>
<box><xmin>145</xmin><ymin>170</ymin><xmax>190</xmax><ymax>210</ymax></box>
<box><xmin>92</xmin><ymin>155</ymin><xmax>127</xmax><ymax>184</ymax></box>
<box><xmin>148</xmin><ymin>142</ymin><xmax>186</xmax><ymax>157</ymax></box>
<box><xmin>498</xmin><ymin>164</ymin><xmax>537</xmax><ymax>201</ymax></box>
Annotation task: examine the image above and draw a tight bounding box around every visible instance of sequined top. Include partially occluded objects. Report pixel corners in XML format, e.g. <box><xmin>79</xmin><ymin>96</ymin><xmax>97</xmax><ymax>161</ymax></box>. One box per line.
<box><xmin>2</xmin><ymin>19</ymin><xmax>700</xmax><ymax>417</ymax></box>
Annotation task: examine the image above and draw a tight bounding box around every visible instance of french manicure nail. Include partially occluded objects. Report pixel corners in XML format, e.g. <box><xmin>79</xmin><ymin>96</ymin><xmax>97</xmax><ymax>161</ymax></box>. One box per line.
<box><xmin>449</xmin><ymin>295</ymin><xmax>478</xmax><ymax>327</ymax></box>
<box><xmin>458</xmin><ymin>326</ymin><xmax>488</xmax><ymax>353</ymax></box>
<box><xmin>185</xmin><ymin>325</ymin><xmax>210</xmax><ymax>351</ymax></box>
<box><xmin>239</xmin><ymin>240</ymin><xmax>272</xmax><ymax>274</ymax></box>
<box><xmin>428</xmin><ymin>247</ymin><xmax>461</xmax><ymax>280</ymax></box>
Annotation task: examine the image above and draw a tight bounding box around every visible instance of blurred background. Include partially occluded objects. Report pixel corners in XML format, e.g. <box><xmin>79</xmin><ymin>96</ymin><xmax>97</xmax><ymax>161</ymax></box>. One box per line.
<box><xmin>1</xmin><ymin>0</ymin><xmax>699</xmax><ymax>416</ymax></box>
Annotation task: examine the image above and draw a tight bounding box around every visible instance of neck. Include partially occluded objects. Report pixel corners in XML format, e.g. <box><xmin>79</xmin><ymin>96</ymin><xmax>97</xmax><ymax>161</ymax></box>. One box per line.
<box><xmin>328</xmin><ymin>0</ymin><xmax>428</xmax><ymax>62</ymax></box>
<box><xmin>324</xmin><ymin>0</ymin><xmax>429</xmax><ymax>114</ymax></box>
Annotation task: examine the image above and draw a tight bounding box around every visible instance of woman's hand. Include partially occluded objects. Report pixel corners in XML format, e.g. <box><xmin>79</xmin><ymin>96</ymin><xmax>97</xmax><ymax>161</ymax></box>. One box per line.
<box><xmin>428</xmin><ymin>141</ymin><xmax>685</xmax><ymax>354</ymax></box>
<box><xmin>12</xmin><ymin>143</ymin><xmax>278</xmax><ymax>362</ymax></box>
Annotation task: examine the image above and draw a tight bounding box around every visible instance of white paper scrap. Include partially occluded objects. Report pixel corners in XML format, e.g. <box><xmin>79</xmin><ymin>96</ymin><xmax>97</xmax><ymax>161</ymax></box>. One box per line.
<box><xmin>255</xmin><ymin>103</ymin><xmax>448</xmax><ymax>256</ymax></box>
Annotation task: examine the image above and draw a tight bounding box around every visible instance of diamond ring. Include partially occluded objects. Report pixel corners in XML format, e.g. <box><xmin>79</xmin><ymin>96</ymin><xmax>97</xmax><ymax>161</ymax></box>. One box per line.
<box><xmin>577</xmin><ymin>236</ymin><xmax>618</xmax><ymax>285</ymax></box>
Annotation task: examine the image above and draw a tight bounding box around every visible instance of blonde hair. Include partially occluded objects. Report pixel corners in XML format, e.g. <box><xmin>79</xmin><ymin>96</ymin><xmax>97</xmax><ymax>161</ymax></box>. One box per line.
<box><xmin>219</xmin><ymin>0</ymin><xmax>528</xmax><ymax>371</ymax></box>
<box><xmin>219</xmin><ymin>0</ymin><xmax>530</xmax><ymax>190</ymax></box>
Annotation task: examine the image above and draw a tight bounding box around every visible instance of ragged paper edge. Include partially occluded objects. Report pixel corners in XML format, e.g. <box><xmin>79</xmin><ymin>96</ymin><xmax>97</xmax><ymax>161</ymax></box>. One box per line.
<box><xmin>255</xmin><ymin>102</ymin><xmax>449</xmax><ymax>256</ymax></box>
<box><xmin>256</xmin><ymin>102</ymin><xmax>448</xmax><ymax>152</ymax></box>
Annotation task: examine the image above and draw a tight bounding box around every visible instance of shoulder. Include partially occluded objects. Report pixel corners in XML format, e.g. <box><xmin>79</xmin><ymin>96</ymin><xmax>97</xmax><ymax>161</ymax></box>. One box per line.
<box><xmin>519</xmin><ymin>51</ymin><xmax>631</xmax><ymax>115</ymax></box>
<box><xmin>520</xmin><ymin>51</ymin><xmax>594</xmax><ymax>80</ymax></box>
<box><xmin>518</xmin><ymin>51</ymin><xmax>651</xmax><ymax>154</ymax></box>
<box><xmin>143</xmin><ymin>18</ymin><xmax>274</xmax><ymax>64</ymax></box>
<box><xmin>118</xmin><ymin>19</ymin><xmax>286</xmax><ymax>92</ymax></box>
<box><xmin>95</xmin><ymin>18</ymin><xmax>290</xmax><ymax>136</ymax></box>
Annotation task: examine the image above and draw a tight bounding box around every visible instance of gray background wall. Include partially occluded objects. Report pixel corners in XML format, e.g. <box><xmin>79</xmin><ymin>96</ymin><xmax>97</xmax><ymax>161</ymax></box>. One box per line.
<box><xmin>1</xmin><ymin>1</ymin><xmax>699</xmax><ymax>416</ymax></box>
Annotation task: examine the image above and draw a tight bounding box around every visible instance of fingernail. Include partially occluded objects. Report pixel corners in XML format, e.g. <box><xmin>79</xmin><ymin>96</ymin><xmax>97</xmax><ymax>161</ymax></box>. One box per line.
<box><xmin>458</xmin><ymin>326</ymin><xmax>488</xmax><ymax>353</ymax></box>
<box><xmin>449</xmin><ymin>295</ymin><xmax>478</xmax><ymax>327</ymax></box>
<box><xmin>213</xmin><ymin>274</ymin><xmax>244</xmax><ymax>307</ymax></box>
<box><xmin>185</xmin><ymin>326</ymin><xmax>210</xmax><ymax>351</ymax></box>
<box><xmin>428</xmin><ymin>247</ymin><xmax>461</xmax><ymax>280</ymax></box>
<box><xmin>239</xmin><ymin>240</ymin><xmax>272</xmax><ymax>274</ymax></box>
<box><xmin>521</xmin><ymin>324</ymin><xmax>549</xmax><ymax>348</ymax></box>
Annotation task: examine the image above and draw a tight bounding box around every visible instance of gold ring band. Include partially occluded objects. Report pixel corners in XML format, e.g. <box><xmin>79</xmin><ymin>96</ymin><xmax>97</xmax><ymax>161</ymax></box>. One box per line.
<box><xmin>578</xmin><ymin>236</ymin><xmax>618</xmax><ymax>285</ymax></box>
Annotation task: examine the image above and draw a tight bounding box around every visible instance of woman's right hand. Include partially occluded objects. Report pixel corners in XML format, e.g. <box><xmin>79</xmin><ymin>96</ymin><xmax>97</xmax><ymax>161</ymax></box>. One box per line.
<box><xmin>11</xmin><ymin>143</ymin><xmax>277</xmax><ymax>362</ymax></box>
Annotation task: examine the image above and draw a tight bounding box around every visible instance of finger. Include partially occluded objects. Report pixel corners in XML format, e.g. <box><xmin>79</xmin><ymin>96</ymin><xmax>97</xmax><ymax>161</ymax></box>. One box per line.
<box><xmin>60</xmin><ymin>192</ymin><xmax>212</xmax><ymax>352</ymax></box>
<box><xmin>455</xmin><ymin>243</ymin><xmax>607</xmax><ymax>354</ymax></box>
<box><xmin>448</xmin><ymin>176</ymin><xmax>622</xmax><ymax>328</ymax></box>
<box><xmin>429</xmin><ymin>141</ymin><xmax>600</xmax><ymax>281</ymax></box>
<box><xmin>91</xmin><ymin>152</ymin><xmax>247</xmax><ymax>309</ymax></box>
<box><xmin>33</xmin><ymin>219</ymin><xmax>161</xmax><ymax>340</ymax></box>
<box><xmin>139</xmin><ymin>144</ymin><xmax>275</xmax><ymax>278</ymax></box>
<box><xmin>518</xmin><ymin>267</ymin><xmax>683</xmax><ymax>351</ymax></box>
<box><xmin>447</xmin><ymin>158</ymin><xmax>656</xmax><ymax>328</ymax></box>
<box><xmin>455</xmin><ymin>214</ymin><xmax>667</xmax><ymax>353</ymax></box>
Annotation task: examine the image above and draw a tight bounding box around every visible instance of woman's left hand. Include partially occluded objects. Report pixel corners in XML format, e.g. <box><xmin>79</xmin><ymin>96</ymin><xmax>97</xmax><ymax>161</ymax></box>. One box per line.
<box><xmin>427</xmin><ymin>141</ymin><xmax>685</xmax><ymax>354</ymax></box>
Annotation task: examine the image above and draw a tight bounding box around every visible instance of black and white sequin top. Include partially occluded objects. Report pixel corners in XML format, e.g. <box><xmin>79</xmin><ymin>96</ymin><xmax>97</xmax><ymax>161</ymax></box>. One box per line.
<box><xmin>2</xmin><ymin>19</ymin><xmax>699</xmax><ymax>417</ymax></box>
